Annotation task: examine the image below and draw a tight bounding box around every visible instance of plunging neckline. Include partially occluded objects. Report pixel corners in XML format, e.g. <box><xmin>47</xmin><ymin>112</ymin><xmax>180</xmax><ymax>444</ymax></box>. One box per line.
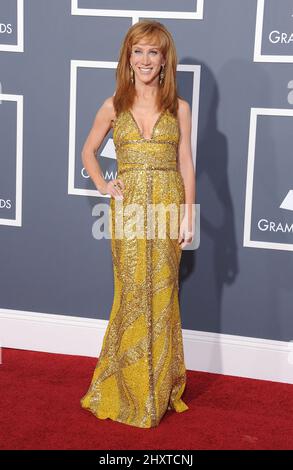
<box><xmin>128</xmin><ymin>109</ymin><xmax>166</xmax><ymax>142</ymax></box>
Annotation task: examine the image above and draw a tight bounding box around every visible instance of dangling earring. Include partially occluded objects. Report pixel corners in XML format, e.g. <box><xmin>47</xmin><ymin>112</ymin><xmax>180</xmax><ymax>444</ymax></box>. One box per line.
<box><xmin>130</xmin><ymin>64</ymin><xmax>134</xmax><ymax>84</ymax></box>
<box><xmin>159</xmin><ymin>65</ymin><xmax>165</xmax><ymax>85</ymax></box>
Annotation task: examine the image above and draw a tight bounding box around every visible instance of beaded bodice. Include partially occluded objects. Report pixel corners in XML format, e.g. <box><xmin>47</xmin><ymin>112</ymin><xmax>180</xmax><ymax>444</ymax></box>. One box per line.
<box><xmin>112</xmin><ymin>109</ymin><xmax>180</xmax><ymax>173</ymax></box>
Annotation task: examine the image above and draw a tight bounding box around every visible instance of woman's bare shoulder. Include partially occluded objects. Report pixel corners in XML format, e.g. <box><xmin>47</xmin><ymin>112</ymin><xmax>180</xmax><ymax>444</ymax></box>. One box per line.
<box><xmin>177</xmin><ymin>97</ymin><xmax>190</xmax><ymax>115</ymax></box>
<box><xmin>176</xmin><ymin>98</ymin><xmax>191</xmax><ymax>133</ymax></box>
<box><xmin>102</xmin><ymin>96</ymin><xmax>116</xmax><ymax>122</ymax></box>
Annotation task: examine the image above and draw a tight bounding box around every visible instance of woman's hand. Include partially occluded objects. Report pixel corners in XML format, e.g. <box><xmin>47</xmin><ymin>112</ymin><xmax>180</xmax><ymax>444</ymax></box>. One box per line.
<box><xmin>178</xmin><ymin>211</ymin><xmax>195</xmax><ymax>249</ymax></box>
<box><xmin>99</xmin><ymin>178</ymin><xmax>125</xmax><ymax>199</ymax></box>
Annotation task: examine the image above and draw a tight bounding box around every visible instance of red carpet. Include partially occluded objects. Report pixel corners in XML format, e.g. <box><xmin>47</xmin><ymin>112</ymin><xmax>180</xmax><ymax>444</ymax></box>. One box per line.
<box><xmin>1</xmin><ymin>347</ymin><xmax>293</xmax><ymax>450</ymax></box>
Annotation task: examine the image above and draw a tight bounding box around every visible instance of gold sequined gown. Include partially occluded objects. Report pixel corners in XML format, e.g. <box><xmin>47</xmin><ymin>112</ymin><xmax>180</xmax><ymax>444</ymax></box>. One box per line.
<box><xmin>80</xmin><ymin>108</ymin><xmax>189</xmax><ymax>428</ymax></box>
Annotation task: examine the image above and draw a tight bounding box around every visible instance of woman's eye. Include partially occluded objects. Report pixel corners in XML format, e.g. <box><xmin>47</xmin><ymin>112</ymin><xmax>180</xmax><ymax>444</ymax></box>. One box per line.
<box><xmin>133</xmin><ymin>50</ymin><xmax>158</xmax><ymax>55</ymax></box>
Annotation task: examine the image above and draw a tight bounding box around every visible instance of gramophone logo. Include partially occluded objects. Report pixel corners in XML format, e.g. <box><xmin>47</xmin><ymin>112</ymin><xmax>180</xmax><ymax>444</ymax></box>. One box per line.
<box><xmin>244</xmin><ymin>108</ymin><xmax>293</xmax><ymax>251</ymax></box>
<box><xmin>257</xmin><ymin>192</ymin><xmax>293</xmax><ymax>234</ymax></box>
<box><xmin>68</xmin><ymin>61</ymin><xmax>200</xmax><ymax>201</ymax></box>
<box><xmin>280</xmin><ymin>190</ymin><xmax>293</xmax><ymax>211</ymax></box>
<box><xmin>0</xmin><ymin>92</ymin><xmax>23</xmax><ymax>227</ymax></box>
<box><xmin>0</xmin><ymin>0</ymin><xmax>23</xmax><ymax>52</ymax></box>
<box><xmin>71</xmin><ymin>0</ymin><xmax>204</xmax><ymax>21</ymax></box>
<box><xmin>254</xmin><ymin>0</ymin><xmax>293</xmax><ymax>63</ymax></box>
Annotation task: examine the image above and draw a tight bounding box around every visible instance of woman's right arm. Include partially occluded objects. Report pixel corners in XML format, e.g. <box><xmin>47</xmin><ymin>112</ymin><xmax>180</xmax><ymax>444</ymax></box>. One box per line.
<box><xmin>81</xmin><ymin>97</ymin><xmax>124</xmax><ymax>198</ymax></box>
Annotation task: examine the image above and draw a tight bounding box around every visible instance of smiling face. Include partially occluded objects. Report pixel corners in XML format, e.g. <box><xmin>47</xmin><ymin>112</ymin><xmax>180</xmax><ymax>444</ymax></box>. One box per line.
<box><xmin>130</xmin><ymin>40</ymin><xmax>165</xmax><ymax>84</ymax></box>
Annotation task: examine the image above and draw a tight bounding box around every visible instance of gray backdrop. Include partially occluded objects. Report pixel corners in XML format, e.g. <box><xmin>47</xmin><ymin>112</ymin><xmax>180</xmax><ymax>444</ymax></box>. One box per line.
<box><xmin>1</xmin><ymin>0</ymin><xmax>293</xmax><ymax>342</ymax></box>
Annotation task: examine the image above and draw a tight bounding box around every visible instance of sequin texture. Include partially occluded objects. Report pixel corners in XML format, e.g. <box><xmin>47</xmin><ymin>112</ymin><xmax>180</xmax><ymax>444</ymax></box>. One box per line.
<box><xmin>80</xmin><ymin>109</ymin><xmax>189</xmax><ymax>428</ymax></box>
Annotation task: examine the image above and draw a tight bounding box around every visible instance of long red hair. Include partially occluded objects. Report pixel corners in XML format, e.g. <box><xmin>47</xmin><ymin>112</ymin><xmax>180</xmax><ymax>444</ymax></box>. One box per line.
<box><xmin>113</xmin><ymin>20</ymin><xmax>181</xmax><ymax>118</ymax></box>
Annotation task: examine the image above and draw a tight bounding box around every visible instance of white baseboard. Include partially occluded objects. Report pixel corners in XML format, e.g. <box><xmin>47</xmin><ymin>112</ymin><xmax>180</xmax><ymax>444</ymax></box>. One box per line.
<box><xmin>1</xmin><ymin>308</ymin><xmax>293</xmax><ymax>384</ymax></box>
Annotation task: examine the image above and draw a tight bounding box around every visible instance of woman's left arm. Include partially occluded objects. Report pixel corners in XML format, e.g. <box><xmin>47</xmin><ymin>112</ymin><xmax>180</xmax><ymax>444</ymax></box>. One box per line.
<box><xmin>177</xmin><ymin>99</ymin><xmax>196</xmax><ymax>247</ymax></box>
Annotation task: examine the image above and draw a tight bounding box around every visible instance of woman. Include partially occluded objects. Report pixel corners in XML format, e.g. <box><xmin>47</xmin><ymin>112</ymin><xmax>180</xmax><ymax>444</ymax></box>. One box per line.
<box><xmin>80</xmin><ymin>20</ymin><xmax>195</xmax><ymax>428</ymax></box>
